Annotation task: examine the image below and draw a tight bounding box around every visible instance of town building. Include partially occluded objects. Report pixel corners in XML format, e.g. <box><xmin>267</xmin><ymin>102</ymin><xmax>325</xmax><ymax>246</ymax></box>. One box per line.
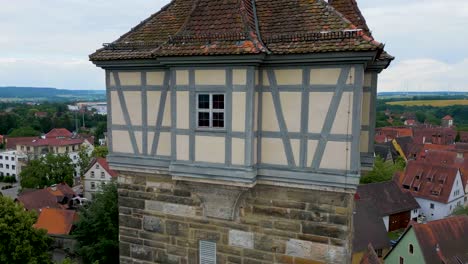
<box><xmin>83</xmin><ymin>158</ymin><xmax>117</xmax><ymax>200</ymax></box>
<box><xmin>396</xmin><ymin>161</ymin><xmax>465</xmax><ymax>221</ymax></box>
<box><xmin>352</xmin><ymin>199</ymin><xmax>390</xmax><ymax>263</ymax></box>
<box><xmin>441</xmin><ymin>115</ymin><xmax>454</xmax><ymax>128</ymax></box>
<box><xmin>357</xmin><ymin>181</ymin><xmax>420</xmax><ymax>232</ymax></box>
<box><xmin>384</xmin><ymin>216</ymin><xmax>468</xmax><ymax>264</ymax></box>
<box><xmin>0</xmin><ymin>150</ymin><xmax>22</xmax><ymax>180</ymax></box>
<box><xmin>90</xmin><ymin>0</ymin><xmax>393</xmax><ymax>262</ymax></box>
<box><xmin>359</xmin><ymin>245</ymin><xmax>381</xmax><ymax>264</ymax></box>
<box><xmin>16</xmin><ymin>183</ymin><xmax>76</xmax><ymax>212</ymax></box>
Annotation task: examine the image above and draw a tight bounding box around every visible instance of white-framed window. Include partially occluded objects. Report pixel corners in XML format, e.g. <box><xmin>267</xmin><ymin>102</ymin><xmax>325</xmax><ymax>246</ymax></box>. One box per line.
<box><xmin>430</xmin><ymin>203</ymin><xmax>435</xmax><ymax>209</ymax></box>
<box><xmin>91</xmin><ymin>171</ymin><xmax>95</xmax><ymax>178</ymax></box>
<box><xmin>101</xmin><ymin>172</ymin><xmax>105</xmax><ymax>178</ymax></box>
<box><xmin>409</xmin><ymin>244</ymin><xmax>414</xmax><ymax>254</ymax></box>
<box><xmin>91</xmin><ymin>182</ymin><xmax>96</xmax><ymax>189</ymax></box>
<box><xmin>96</xmin><ymin>164</ymin><xmax>100</xmax><ymax>169</ymax></box>
<box><xmin>5</xmin><ymin>156</ymin><xmax>8</xmax><ymax>160</ymax></box>
<box><xmin>197</xmin><ymin>93</ymin><xmax>225</xmax><ymax>129</ymax></box>
<box><xmin>12</xmin><ymin>165</ymin><xmax>15</xmax><ymax>170</ymax></box>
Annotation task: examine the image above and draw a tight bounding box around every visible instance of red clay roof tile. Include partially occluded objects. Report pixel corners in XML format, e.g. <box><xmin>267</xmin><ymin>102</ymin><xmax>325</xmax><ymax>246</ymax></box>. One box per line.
<box><xmin>34</xmin><ymin>208</ymin><xmax>78</xmax><ymax>235</ymax></box>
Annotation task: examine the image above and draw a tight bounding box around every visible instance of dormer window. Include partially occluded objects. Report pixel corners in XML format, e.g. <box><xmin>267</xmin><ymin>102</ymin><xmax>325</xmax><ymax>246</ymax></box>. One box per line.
<box><xmin>197</xmin><ymin>94</ymin><xmax>225</xmax><ymax>129</ymax></box>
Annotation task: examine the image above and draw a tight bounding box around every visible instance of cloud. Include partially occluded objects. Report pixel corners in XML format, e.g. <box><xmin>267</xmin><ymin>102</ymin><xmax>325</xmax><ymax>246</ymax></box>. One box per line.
<box><xmin>0</xmin><ymin>57</ymin><xmax>103</xmax><ymax>89</ymax></box>
<box><xmin>379</xmin><ymin>58</ymin><xmax>468</xmax><ymax>92</ymax></box>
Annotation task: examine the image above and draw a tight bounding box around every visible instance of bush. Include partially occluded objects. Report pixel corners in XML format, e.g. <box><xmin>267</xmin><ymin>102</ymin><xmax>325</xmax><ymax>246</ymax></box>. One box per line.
<box><xmin>0</xmin><ymin>175</ymin><xmax>4</xmax><ymax>182</ymax></box>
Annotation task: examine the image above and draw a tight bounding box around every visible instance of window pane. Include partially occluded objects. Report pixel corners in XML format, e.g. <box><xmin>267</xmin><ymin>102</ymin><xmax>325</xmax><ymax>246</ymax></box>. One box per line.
<box><xmin>198</xmin><ymin>94</ymin><xmax>210</xmax><ymax>109</ymax></box>
<box><xmin>213</xmin><ymin>94</ymin><xmax>224</xmax><ymax>109</ymax></box>
<box><xmin>213</xmin><ymin>112</ymin><xmax>224</xmax><ymax>128</ymax></box>
<box><xmin>198</xmin><ymin>112</ymin><xmax>210</xmax><ymax>127</ymax></box>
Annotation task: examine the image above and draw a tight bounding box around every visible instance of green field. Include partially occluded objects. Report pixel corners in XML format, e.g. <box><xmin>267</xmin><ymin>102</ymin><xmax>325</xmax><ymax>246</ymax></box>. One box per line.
<box><xmin>387</xmin><ymin>99</ymin><xmax>468</xmax><ymax>107</ymax></box>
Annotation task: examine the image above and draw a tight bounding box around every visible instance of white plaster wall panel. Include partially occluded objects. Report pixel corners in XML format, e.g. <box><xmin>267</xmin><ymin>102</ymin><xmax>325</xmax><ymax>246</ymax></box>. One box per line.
<box><xmin>331</xmin><ymin>92</ymin><xmax>353</xmax><ymax>135</ymax></box>
<box><xmin>232</xmin><ymin>92</ymin><xmax>246</xmax><ymax>132</ymax></box>
<box><xmin>118</xmin><ymin>72</ymin><xmax>141</xmax><ymax>86</ymax></box>
<box><xmin>195</xmin><ymin>136</ymin><xmax>225</xmax><ymax>164</ymax></box>
<box><xmin>308</xmin><ymin>92</ymin><xmax>333</xmax><ymax>133</ymax></box>
<box><xmin>274</xmin><ymin>69</ymin><xmax>302</xmax><ymax>85</ymax></box>
<box><xmin>176</xmin><ymin>70</ymin><xmax>189</xmax><ymax>85</ymax></box>
<box><xmin>112</xmin><ymin>131</ymin><xmax>133</xmax><ymax>153</ymax></box>
<box><xmin>261</xmin><ymin>93</ymin><xmax>280</xmax><ymax>131</ymax></box>
<box><xmin>254</xmin><ymin>92</ymin><xmax>258</xmax><ymax>132</ymax></box>
<box><xmin>320</xmin><ymin>141</ymin><xmax>350</xmax><ymax>170</ymax></box>
<box><xmin>231</xmin><ymin>138</ymin><xmax>245</xmax><ymax>166</ymax></box>
<box><xmin>310</xmin><ymin>68</ymin><xmax>340</xmax><ymax>85</ymax></box>
<box><xmin>262</xmin><ymin>71</ymin><xmax>270</xmax><ymax>86</ymax></box>
<box><xmin>261</xmin><ymin>138</ymin><xmax>287</xmax><ymax>165</ymax></box>
<box><xmin>176</xmin><ymin>91</ymin><xmax>190</xmax><ymax>129</ymax></box>
<box><xmin>280</xmin><ymin>92</ymin><xmax>302</xmax><ymax>132</ymax></box>
<box><xmin>147</xmin><ymin>132</ymin><xmax>154</xmax><ymax>154</ymax></box>
<box><xmin>364</xmin><ymin>72</ymin><xmax>372</xmax><ymax>87</ymax></box>
<box><xmin>195</xmin><ymin>70</ymin><xmax>226</xmax><ymax>85</ymax></box>
<box><xmin>147</xmin><ymin>71</ymin><xmax>165</xmax><ymax>86</ymax></box>
<box><xmin>147</xmin><ymin>91</ymin><xmax>161</xmax><ymax>126</ymax></box>
<box><xmin>255</xmin><ymin>70</ymin><xmax>259</xmax><ymax>85</ymax></box>
<box><xmin>157</xmin><ymin>132</ymin><xmax>171</xmax><ymax>156</ymax></box>
<box><xmin>361</xmin><ymin>92</ymin><xmax>371</xmax><ymax>126</ymax></box>
<box><xmin>123</xmin><ymin>91</ymin><xmax>142</xmax><ymax>126</ymax></box>
<box><xmin>307</xmin><ymin>140</ymin><xmax>319</xmax><ymax>166</ymax></box>
<box><xmin>176</xmin><ymin>135</ymin><xmax>190</xmax><ymax>161</ymax></box>
<box><xmin>253</xmin><ymin>138</ymin><xmax>257</xmax><ymax>164</ymax></box>
<box><xmin>346</xmin><ymin>67</ymin><xmax>355</xmax><ymax>85</ymax></box>
<box><xmin>109</xmin><ymin>72</ymin><xmax>116</xmax><ymax>87</ymax></box>
<box><xmin>291</xmin><ymin>139</ymin><xmax>301</xmax><ymax>167</ymax></box>
<box><xmin>111</xmin><ymin>91</ymin><xmax>125</xmax><ymax>125</ymax></box>
<box><xmin>135</xmin><ymin>131</ymin><xmax>143</xmax><ymax>154</ymax></box>
<box><xmin>360</xmin><ymin>131</ymin><xmax>369</xmax><ymax>153</ymax></box>
<box><xmin>233</xmin><ymin>69</ymin><xmax>247</xmax><ymax>85</ymax></box>
<box><xmin>162</xmin><ymin>91</ymin><xmax>171</xmax><ymax>127</ymax></box>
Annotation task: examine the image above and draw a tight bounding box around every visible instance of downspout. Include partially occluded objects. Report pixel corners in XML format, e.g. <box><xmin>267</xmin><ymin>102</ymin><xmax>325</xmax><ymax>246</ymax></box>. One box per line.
<box><xmin>251</xmin><ymin>0</ymin><xmax>270</xmax><ymax>53</ymax></box>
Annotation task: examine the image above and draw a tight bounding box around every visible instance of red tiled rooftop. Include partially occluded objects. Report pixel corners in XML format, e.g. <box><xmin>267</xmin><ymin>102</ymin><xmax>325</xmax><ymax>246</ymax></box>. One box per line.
<box><xmin>18</xmin><ymin>138</ymin><xmax>84</xmax><ymax>147</ymax></box>
<box><xmin>90</xmin><ymin>0</ymin><xmax>389</xmax><ymax>60</ymax></box>
<box><xmin>95</xmin><ymin>158</ymin><xmax>118</xmax><ymax>178</ymax></box>
<box><xmin>34</xmin><ymin>208</ymin><xmax>78</xmax><ymax>235</ymax></box>
<box><xmin>442</xmin><ymin>115</ymin><xmax>453</xmax><ymax>120</ymax></box>
<box><xmin>45</xmin><ymin>128</ymin><xmax>73</xmax><ymax>138</ymax></box>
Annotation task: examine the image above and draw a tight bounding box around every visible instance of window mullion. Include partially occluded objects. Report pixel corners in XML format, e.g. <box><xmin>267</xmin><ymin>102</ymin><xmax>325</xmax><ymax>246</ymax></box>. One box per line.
<box><xmin>209</xmin><ymin>94</ymin><xmax>213</xmax><ymax>128</ymax></box>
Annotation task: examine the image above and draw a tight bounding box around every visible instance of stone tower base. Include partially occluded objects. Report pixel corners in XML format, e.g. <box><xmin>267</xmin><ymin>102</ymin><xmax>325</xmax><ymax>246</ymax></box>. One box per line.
<box><xmin>118</xmin><ymin>172</ymin><xmax>354</xmax><ymax>264</ymax></box>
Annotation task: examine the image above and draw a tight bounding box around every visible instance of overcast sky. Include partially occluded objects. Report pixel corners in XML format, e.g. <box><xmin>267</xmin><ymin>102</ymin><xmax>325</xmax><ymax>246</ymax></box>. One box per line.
<box><xmin>0</xmin><ymin>0</ymin><xmax>467</xmax><ymax>92</ymax></box>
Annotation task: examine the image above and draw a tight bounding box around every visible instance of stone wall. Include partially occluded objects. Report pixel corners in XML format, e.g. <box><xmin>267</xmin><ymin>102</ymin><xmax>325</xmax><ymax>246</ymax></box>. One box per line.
<box><xmin>118</xmin><ymin>172</ymin><xmax>354</xmax><ymax>264</ymax></box>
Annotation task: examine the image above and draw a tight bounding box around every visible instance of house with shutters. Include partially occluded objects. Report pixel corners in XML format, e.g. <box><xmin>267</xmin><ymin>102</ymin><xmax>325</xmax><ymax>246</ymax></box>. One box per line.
<box><xmin>90</xmin><ymin>0</ymin><xmax>393</xmax><ymax>263</ymax></box>
<box><xmin>396</xmin><ymin>161</ymin><xmax>465</xmax><ymax>222</ymax></box>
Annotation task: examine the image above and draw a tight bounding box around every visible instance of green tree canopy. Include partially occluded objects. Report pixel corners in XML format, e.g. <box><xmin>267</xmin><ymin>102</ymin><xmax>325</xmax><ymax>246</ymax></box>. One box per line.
<box><xmin>0</xmin><ymin>196</ymin><xmax>52</xmax><ymax>263</ymax></box>
<box><xmin>92</xmin><ymin>146</ymin><xmax>108</xmax><ymax>158</ymax></box>
<box><xmin>73</xmin><ymin>182</ymin><xmax>118</xmax><ymax>264</ymax></box>
<box><xmin>360</xmin><ymin>156</ymin><xmax>406</xmax><ymax>184</ymax></box>
<box><xmin>452</xmin><ymin>206</ymin><xmax>468</xmax><ymax>216</ymax></box>
<box><xmin>78</xmin><ymin>145</ymin><xmax>91</xmax><ymax>178</ymax></box>
<box><xmin>8</xmin><ymin>126</ymin><xmax>41</xmax><ymax>137</ymax></box>
<box><xmin>20</xmin><ymin>153</ymin><xmax>74</xmax><ymax>189</ymax></box>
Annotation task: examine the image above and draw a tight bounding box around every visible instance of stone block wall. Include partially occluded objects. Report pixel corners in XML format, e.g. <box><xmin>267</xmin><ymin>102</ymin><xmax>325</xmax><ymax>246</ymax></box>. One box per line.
<box><xmin>118</xmin><ymin>172</ymin><xmax>354</xmax><ymax>264</ymax></box>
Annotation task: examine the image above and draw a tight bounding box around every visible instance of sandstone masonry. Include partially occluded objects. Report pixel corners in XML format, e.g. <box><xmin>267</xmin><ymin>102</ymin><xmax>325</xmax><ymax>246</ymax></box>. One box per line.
<box><xmin>118</xmin><ymin>172</ymin><xmax>354</xmax><ymax>264</ymax></box>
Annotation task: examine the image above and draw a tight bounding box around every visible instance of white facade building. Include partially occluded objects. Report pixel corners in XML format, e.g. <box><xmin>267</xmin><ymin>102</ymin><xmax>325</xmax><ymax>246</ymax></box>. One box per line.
<box><xmin>83</xmin><ymin>158</ymin><xmax>116</xmax><ymax>200</ymax></box>
<box><xmin>0</xmin><ymin>150</ymin><xmax>26</xmax><ymax>181</ymax></box>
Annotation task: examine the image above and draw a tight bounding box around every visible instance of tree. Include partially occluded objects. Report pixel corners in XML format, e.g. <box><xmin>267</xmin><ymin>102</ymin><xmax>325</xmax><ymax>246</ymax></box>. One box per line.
<box><xmin>452</xmin><ymin>206</ymin><xmax>468</xmax><ymax>216</ymax></box>
<box><xmin>8</xmin><ymin>126</ymin><xmax>41</xmax><ymax>137</ymax></box>
<box><xmin>360</xmin><ymin>156</ymin><xmax>406</xmax><ymax>184</ymax></box>
<box><xmin>78</xmin><ymin>145</ymin><xmax>91</xmax><ymax>178</ymax></box>
<box><xmin>20</xmin><ymin>153</ymin><xmax>74</xmax><ymax>189</ymax></box>
<box><xmin>92</xmin><ymin>146</ymin><xmax>108</xmax><ymax>158</ymax></box>
<box><xmin>0</xmin><ymin>196</ymin><xmax>52</xmax><ymax>263</ymax></box>
<box><xmin>73</xmin><ymin>182</ymin><xmax>118</xmax><ymax>264</ymax></box>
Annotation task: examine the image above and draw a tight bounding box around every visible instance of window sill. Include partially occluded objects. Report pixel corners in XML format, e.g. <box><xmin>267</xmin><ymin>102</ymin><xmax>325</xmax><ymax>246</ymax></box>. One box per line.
<box><xmin>195</xmin><ymin>128</ymin><xmax>227</xmax><ymax>133</ymax></box>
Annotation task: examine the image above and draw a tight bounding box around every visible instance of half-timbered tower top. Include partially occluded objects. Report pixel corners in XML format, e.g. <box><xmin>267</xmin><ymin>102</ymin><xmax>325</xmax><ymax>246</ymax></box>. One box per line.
<box><xmin>90</xmin><ymin>0</ymin><xmax>391</xmax><ymax>62</ymax></box>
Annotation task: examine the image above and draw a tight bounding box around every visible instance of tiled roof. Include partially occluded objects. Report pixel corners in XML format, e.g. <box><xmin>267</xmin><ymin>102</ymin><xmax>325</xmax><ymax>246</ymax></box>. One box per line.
<box><xmin>413</xmin><ymin>216</ymin><xmax>468</xmax><ymax>264</ymax></box>
<box><xmin>4</xmin><ymin>136</ymin><xmax>38</xmax><ymax>150</ymax></box>
<box><xmin>45</xmin><ymin>128</ymin><xmax>73</xmax><ymax>138</ymax></box>
<box><xmin>357</xmin><ymin>181</ymin><xmax>420</xmax><ymax>216</ymax></box>
<box><xmin>90</xmin><ymin>0</ymin><xmax>388</xmax><ymax>60</ymax></box>
<box><xmin>442</xmin><ymin>115</ymin><xmax>453</xmax><ymax>120</ymax></box>
<box><xmin>360</xmin><ymin>244</ymin><xmax>381</xmax><ymax>264</ymax></box>
<box><xmin>88</xmin><ymin>158</ymin><xmax>118</xmax><ymax>178</ymax></box>
<box><xmin>398</xmin><ymin>161</ymin><xmax>460</xmax><ymax>203</ymax></box>
<box><xmin>18</xmin><ymin>138</ymin><xmax>84</xmax><ymax>147</ymax></box>
<box><xmin>34</xmin><ymin>208</ymin><xmax>78</xmax><ymax>235</ymax></box>
<box><xmin>353</xmin><ymin>198</ymin><xmax>390</xmax><ymax>253</ymax></box>
<box><xmin>17</xmin><ymin>189</ymin><xmax>64</xmax><ymax>212</ymax></box>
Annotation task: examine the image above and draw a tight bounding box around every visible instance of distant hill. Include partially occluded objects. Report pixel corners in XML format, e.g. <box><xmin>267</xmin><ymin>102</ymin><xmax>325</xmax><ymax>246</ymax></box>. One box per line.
<box><xmin>0</xmin><ymin>87</ymin><xmax>105</xmax><ymax>102</ymax></box>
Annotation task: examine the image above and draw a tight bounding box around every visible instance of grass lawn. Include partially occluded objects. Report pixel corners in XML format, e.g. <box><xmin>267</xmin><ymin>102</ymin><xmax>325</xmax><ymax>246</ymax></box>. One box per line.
<box><xmin>386</xmin><ymin>99</ymin><xmax>468</xmax><ymax>107</ymax></box>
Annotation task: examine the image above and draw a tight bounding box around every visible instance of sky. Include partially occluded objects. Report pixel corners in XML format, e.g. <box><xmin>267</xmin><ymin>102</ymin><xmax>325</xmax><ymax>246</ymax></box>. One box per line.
<box><xmin>0</xmin><ymin>0</ymin><xmax>467</xmax><ymax>92</ymax></box>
